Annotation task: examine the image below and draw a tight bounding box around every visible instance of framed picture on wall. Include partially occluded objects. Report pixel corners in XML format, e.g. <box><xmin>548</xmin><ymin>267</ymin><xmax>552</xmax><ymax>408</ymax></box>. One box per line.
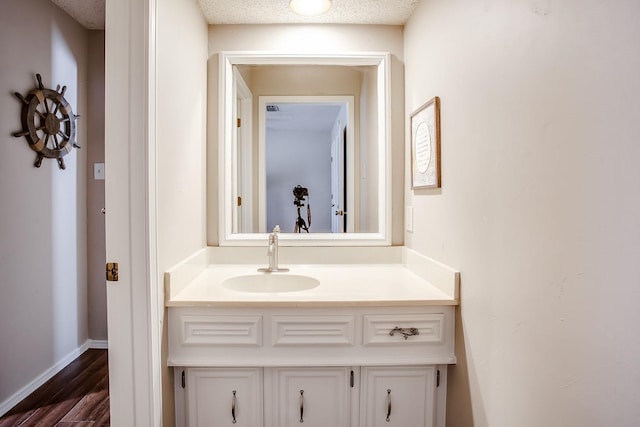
<box><xmin>410</xmin><ymin>96</ymin><xmax>441</xmax><ymax>189</ymax></box>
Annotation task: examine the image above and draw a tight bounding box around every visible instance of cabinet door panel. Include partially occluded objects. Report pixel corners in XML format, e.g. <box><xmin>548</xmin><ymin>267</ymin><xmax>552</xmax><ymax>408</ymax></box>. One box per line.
<box><xmin>273</xmin><ymin>367</ymin><xmax>350</xmax><ymax>427</ymax></box>
<box><xmin>187</xmin><ymin>368</ymin><xmax>262</xmax><ymax>427</ymax></box>
<box><xmin>360</xmin><ymin>366</ymin><xmax>436</xmax><ymax>427</ymax></box>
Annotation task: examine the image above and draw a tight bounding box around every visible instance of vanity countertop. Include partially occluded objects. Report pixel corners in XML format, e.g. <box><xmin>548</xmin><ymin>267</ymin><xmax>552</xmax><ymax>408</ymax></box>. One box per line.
<box><xmin>166</xmin><ymin>263</ymin><xmax>458</xmax><ymax>307</ymax></box>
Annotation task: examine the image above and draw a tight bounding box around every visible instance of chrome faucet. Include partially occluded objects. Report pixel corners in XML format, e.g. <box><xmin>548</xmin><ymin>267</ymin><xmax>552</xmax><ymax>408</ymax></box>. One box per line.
<box><xmin>259</xmin><ymin>225</ymin><xmax>289</xmax><ymax>272</ymax></box>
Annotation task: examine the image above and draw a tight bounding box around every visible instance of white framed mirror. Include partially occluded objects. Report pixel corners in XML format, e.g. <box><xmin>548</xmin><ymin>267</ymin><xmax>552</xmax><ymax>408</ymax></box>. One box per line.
<box><xmin>219</xmin><ymin>51</ymin><xmax>391</xmax><ymax>246</ymax></box>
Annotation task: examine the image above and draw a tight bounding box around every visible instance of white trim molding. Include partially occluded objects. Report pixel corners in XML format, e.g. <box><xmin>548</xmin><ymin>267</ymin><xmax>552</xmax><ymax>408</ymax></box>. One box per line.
<box><xmin>105</xmin><ymin>0</ymin><xmax>161</xmax><ymax>425</ymax></box>
<box><xmin>89</xmin><ymin>339</ymin><xmax>109</xmax><ymax>349</ymax></box>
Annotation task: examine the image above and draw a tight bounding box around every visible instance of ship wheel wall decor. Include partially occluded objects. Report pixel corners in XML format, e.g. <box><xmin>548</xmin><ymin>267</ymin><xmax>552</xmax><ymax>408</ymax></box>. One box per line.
<box><xmin>13</xmin><ymin>73</ymin><xmax>80</xmax><ymax>169</ymax></box>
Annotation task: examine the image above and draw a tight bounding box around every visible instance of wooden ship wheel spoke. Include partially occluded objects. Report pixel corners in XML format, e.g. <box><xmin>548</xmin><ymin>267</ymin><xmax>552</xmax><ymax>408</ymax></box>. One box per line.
<box><xmin>13</xmin><ymin>73</ymin><xmax>80</xmax><ymax>170</ymax></box>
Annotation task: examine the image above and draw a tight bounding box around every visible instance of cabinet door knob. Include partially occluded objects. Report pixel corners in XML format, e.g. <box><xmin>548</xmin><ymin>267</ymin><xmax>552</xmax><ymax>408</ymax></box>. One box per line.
<box><xmin>231</xmin><ymin>390</ymin><xmax>237</xmax><ymax>424</ymax></box>
<box><xmin>299</xmin><ymin>389</ymin><xmax>304</xmax><ymax>423</ymax></box>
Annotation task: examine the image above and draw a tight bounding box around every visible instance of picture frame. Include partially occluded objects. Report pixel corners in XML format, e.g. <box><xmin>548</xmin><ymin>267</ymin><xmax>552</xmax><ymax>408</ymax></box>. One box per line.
<box><xmin>410</xmin><ymin>96</ymin><xmax>441</xmax><ymax>189</ymax></box>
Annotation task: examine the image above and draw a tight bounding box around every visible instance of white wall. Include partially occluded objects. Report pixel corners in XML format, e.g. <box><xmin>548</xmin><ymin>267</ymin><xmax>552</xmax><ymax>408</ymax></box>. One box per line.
<box><xmin>156</xmin><ymin>0</ymin><xmax>209</xmax><ymax>424</ymax></box>
<box><xmin>266</xmin><ymin>128</ymin><xmax>332</xmax><ymax>232</ymax></box>
<box><xmin>157</xmin><ymin>1</ymin><xmax>209</xmax><ymax>273</ymax></box>
<box><xmin>86</xmin><ymin>31</ymin><xmax>107</xmax><ymax>341</ymax></box>
<box><xmin>404</xmin><ymin>0</ymin><xmax>640</xmax><ymax>426</ymax></box>
<box><xmin>0</xmin><ymin>0</ymin><xmax>89</xmax><ymax>411</ymax></box>
<box><xmin>359</xmin><ymin>66</ymin><xmax>379</xmax><ymax>233</ymax></box>
<box><xmin>207</xmin><ymin>24</ymin><xmax>405</xmax><ymax>245</ymax></box>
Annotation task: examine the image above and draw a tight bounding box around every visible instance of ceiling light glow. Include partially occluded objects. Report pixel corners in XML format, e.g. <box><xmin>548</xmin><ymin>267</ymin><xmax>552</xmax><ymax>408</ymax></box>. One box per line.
<box><xmin>289</xmin><ymin>0</ymin><xmax>332</xmax><ymax>16</ymax></box>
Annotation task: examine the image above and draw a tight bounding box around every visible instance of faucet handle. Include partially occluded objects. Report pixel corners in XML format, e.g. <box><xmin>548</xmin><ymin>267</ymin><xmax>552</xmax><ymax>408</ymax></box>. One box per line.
<box><xmin>272</xmin><ymin>225</ymin><xmax>281</xmax><ymax>233</ymax></box>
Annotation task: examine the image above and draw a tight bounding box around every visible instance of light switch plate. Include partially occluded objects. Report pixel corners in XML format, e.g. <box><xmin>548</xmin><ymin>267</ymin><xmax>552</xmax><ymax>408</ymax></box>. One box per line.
<box><xmin>406</xmin><ymin>206</ymin><xmax>413</xmax><ymax>233</ymax></box>
<box><xmin>94</xmin><ymin>163</ymin><xmax>105</xmax><ymax>180</ymax></box>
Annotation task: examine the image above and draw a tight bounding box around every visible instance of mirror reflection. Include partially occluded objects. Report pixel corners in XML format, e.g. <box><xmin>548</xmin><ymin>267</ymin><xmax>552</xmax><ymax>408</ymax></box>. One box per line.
<box><xmin>232</xmin><ymin>64</ymin><xmax>379</xmax><ymax>234</ymax></box>
<box><xmin>263</xmin><ymin>99</ymin><xmax>351</xmax><ymax>234</ymax></box>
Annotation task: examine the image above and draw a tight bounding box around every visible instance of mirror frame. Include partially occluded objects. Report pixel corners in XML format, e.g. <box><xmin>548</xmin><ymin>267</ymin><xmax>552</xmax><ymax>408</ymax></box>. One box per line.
<box><xmin>219</xmin><ymin>51</ymin><xmax>392</xmax><ymax>246</ymax></box>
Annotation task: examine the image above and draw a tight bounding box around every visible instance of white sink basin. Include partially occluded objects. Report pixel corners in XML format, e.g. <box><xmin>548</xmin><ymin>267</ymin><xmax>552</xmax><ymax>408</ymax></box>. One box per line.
<box><xmin>222</xmin><ymin>273</ymin><xmax>320</xmax><ymax>293</ymax></box>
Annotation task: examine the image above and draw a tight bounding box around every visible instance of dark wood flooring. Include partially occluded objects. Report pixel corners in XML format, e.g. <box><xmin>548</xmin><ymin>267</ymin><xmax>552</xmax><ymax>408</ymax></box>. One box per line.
<box><xmin>0</xmin><ymin>349</ymin><xmax>110</xmax><ymax>426</ymax></box>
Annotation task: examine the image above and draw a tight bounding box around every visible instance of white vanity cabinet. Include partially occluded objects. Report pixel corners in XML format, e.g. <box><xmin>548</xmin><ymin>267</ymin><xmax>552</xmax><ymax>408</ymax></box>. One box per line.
<box><xmin>169</xmin><ymin>305</ymin><xmax>455</xmax><ymax>427</ymax></box>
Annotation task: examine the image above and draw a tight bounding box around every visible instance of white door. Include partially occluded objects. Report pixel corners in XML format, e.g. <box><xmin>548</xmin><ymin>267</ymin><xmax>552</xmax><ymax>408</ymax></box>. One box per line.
<box><xmin>235</xmin><ymin>93</ymin><xmax>243</xmax><ymax>233</ymax></box>
<box><xmin>331</xmin><ymin>126</ymin><xmax>347</xmax><ymax>233</ymax></box>
<box><xmin>187</xmin><ymin>368</ymin><xmax>263</xmax><ymax>427</ymax></box>
<box><xmin>360</xmin><ymin>366</ymin><xmax>437</xmax><ymax>427</ymax></box>
<box><xmin>270</xmin><ymin>367</ymin><xmax>351</xmax><ymax>427</ymax></box>
<box><xmin>233</xmin><ymin>68</ymin><xmax>253</xmax><ymax>233</ymax></box>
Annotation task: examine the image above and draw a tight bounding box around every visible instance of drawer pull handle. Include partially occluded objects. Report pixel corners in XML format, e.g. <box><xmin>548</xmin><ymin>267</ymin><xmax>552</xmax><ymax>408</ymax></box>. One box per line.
<box><xmin>231</xmin><ymin>390</ymin><xmax>237</xmax><ymax>424</ymax></box>
<box><xmin>389</xmin><ymin>326</ymin><xmax>419</xmax><ymax>340</ymax></box>
<box><xmin>386</xmin><ymin>389</ymin><xmax>392</xmax><ymax>422</ymax></box>
<box><xmin>299</xmin><ymin>390</ymin><xmax>304</xmax><ymax>423</ymax></box>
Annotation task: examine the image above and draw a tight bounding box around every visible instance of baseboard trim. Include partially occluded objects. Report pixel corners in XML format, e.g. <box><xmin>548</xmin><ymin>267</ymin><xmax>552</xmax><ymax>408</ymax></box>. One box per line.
<box><xmin>88</xmin><ymin>339</ymin><xmax>109</xmax><ymax>349</ymax></box>
<box><xmin>0</xmin><ymin>339</ymin><xmax>108</xmax><ymax>417</ymax></box>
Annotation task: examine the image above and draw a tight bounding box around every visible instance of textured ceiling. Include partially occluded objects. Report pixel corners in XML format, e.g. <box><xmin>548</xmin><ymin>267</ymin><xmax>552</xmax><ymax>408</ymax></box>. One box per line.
<box><xmin>198</xmin><ymin>0</ymin><xmax>419</xmax><ymax>25</ymax></box>
<box><xmin>51</xmin><ymin>0</ymin><xmax>418</xmax><ymax>30</ymax></box>
<box><xmin>51</xmin><ymin>0</ymin><xmax>105</xmax><ymax>30</ymax></box>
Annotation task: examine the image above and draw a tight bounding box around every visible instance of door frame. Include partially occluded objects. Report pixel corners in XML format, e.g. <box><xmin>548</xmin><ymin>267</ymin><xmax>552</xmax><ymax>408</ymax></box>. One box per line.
<box><xmin>105</xmin><ymin>0</ymin><xmax>161</xmax><ymax>424</ymax></box>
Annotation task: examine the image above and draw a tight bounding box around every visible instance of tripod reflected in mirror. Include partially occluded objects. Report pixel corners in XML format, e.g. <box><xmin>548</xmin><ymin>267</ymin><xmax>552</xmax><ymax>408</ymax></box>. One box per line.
<box><xmin>293</xmin><ymin>185</ymin><xmax>311</xmax><ymax>233</ymax></box>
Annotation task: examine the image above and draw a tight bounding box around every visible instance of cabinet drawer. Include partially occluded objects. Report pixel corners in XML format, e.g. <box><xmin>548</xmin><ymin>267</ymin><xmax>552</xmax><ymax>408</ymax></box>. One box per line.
<box><xmin>180</xmin><ymin>314</ymin><xmax>262</xmax><ymax>346</ymax></box>
<box><xmin>271</xmin><ymin>315</ymin><xmax>355</xmax><ymax>346</ymax></box>
<box><xmin>169</xmin><ymin>307</ymin><xmax>455</xmax><ymax>367</ymax></box>
<box><xmin>362</xmin><ymin>313</ymin><xmax>444</xmax><ymax>346</ymax></box>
